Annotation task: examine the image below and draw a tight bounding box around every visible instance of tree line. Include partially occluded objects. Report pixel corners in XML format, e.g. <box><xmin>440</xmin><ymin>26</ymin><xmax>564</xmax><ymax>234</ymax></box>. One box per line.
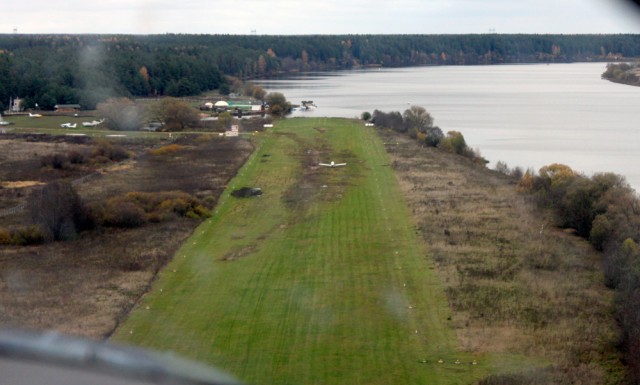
<box><xmin>507</xmin><ymin>164</ymin><xmax>640</xmax><ymax>384</ymax></box>
<box><xmin>369</xmin><ymin>105</ymin><xmax>486</xmax><ymax>163</ymax></box>
<box><xmin>1</xmin><ymin>34</ymin><xmax>640</xmax><ymax>111</ymax></box>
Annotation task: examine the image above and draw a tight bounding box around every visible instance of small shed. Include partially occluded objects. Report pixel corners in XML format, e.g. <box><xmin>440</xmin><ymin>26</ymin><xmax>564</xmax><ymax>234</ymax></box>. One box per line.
<box><xmin>55</xmin><ymin>104</ymin><xmax>81</xmax><ymax>112</ymax></box>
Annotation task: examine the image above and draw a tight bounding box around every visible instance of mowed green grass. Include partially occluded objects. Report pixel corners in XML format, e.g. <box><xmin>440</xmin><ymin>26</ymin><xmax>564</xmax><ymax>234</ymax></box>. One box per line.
<box><xmin>113</xmin><ymin>118</ymin><xmax>489</xmax><ymax>384</ymax></box>
<box><xmin>2</xmin><ymin>115</ymin><xmax>192</xmax><ymax>139</ymax></box>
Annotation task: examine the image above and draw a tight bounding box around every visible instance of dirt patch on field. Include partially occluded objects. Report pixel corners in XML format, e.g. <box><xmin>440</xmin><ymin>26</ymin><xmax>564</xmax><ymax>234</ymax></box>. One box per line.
<box><xmin>221</xmin><ymin>244</ymin><xmax>257</xmax><ymax>261</ymax></box>
<box><xmin>381</xmin><ymin>129</ymin><xmax>621</xmax><ymax>379</ymax></box>
<box><xmin>279</xmin><ymin>132</ymin><xmax>362</xmax><ymax>218</ymax></box>
<box><xmin>0</xmin><ymin>133</ymin><xmax>253</xmax><ymax>339</ymax></box>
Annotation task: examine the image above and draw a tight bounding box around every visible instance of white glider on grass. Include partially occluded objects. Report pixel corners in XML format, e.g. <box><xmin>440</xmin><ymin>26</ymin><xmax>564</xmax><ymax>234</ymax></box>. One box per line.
<box><xmin>319</xmin><ymin>161</ymin><xmax>346</xmax><ymax>168</ymax></box>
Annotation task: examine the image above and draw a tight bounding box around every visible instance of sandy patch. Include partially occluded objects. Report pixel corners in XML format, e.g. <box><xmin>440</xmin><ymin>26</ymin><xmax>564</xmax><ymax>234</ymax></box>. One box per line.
<box><xmin>1</xmin><ymin>181</ymin><xmax>46</xmax><ymax>189</ymax></box>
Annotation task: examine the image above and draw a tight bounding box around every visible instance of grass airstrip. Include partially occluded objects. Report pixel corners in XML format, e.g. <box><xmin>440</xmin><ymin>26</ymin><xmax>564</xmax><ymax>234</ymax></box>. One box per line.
<box><xmin>112</xmin><ymin>118</ymin><xmax>494</xmax><ymax>384</ymax></box>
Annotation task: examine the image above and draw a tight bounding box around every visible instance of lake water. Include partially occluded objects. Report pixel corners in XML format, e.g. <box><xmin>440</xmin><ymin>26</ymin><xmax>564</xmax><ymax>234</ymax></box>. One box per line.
<box><xmin>256</xmin><ymin>63</ymin><xmax>640</xmax><ymax>192</ymax></box>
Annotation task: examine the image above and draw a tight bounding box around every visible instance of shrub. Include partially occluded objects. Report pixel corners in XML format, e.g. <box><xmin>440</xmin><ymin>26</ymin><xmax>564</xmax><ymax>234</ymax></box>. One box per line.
<box><xmin>589</xmin><ymin>214</ymin><xmax>613</xmax><ymax>250</ymax></box>
<box><xmin>185</xmin><ymin>210</ymin><xmax>200</xmax><ymax>219</ymax></box>
<box><xmin>216</xmin><ymin>112</ymin><xmax>233</xmax><ymax>131</ymax></box>
<box><xmin>439</xmin><ymin>130</ymin><xmax>467</xmax><ymax>155</ymax></box>
<box><xmin>101</xmin><ymin>191</ymin><xmax>210</xmax><ymax>228</ymax></box>
<box><xmin>495</xmin><ymin>160</ymin><xmax>510</xmax><ymax>175</ymax></box>
<box><xmin>67</xmin><ymin>150</ymin><xmax>87</xmax><ymax>164</ymax></box>
<box><xmin>157</xmin><ymin>197</ymin><xmax>190</xmax><ymax>217</ymax></box>
<box><xmin>103</xmin><ymin>197</ymin><xmax>147</xmax><ymax>228</ymax></box>
<box><xmin>557</xmin><ymin>177</ymin><xmax>600</xmax><ymax>237</ymax></box>
<box><xmin>204</xmin><ymin>195</ymin><xmax>217</xmax><ymax>206</ymax></box>
<box><xmin>11</xmin><ymin>225</ymin><xmax>47</xmax><ymax>245</ymax></box>
<box><xmin>0</xmin><ymin>227</ymin><xmax>11</xmax><ymax>244</ymax></box>
<box><xmin>93</xmin><ymin>140</ymin><xmax>130</xmax><ymax>162</ymax></box>
<box><xmin>149</xmin><ymin>144</ymin><xmax>185</xmax><ymax>156</ymax></box>
<box><xmin>29</xmin><ymin>181</ymin><xmax>92</xmax><ymax>242</ymax></box>
<box><xmin>40</xmin><ymin>153</ymin><xmax>69</xmax><ymax>170</ymax></box>
<box><xmin>517</xmin><ymin>169</ymin><xmax>535</xmax><ymax>192</ymax></box>
<box><xmin>424</xmin><ymin>126</ymin><xmax>444</xmax><ymax>147</ymax></box>
<box><xmin>190</xmin><ymin>204</ymin><xmax>210</xmax><ymax>218</ymax></box>
<box><xmin>510</xmin><ymin>166</ymin><xmax>524</xmax><ymax>180</ymax></box>
<box><xmin>408</xmin><ymin>127</ymin><xmax>418</xmax><ymax>140</ymax></box>
<box><xmin>372</xmin><ymin>109</ymin><xmax>404</xmax><ymax>132</ymax></box>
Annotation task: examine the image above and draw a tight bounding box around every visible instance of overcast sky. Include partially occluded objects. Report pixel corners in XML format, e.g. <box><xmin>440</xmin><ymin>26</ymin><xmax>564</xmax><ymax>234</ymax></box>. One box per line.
<box><xmin>2</xmin><ymin>0</ymin><xmax>640</xmax><ymax>35</ymax></box>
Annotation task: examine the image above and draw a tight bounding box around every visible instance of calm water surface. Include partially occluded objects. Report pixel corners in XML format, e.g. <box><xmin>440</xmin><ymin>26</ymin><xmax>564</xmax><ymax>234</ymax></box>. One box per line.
<box><xmin>256</xmin><ymin>63</ymin><xmax>640</xmax><ymax>191</ymax></box>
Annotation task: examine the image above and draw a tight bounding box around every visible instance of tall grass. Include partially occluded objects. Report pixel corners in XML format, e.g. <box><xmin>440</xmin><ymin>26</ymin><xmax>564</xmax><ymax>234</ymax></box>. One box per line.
<box><xmin>381</xmin><ymin>129</ymin><xmax>624</xmax><ymax>384</ymax></box>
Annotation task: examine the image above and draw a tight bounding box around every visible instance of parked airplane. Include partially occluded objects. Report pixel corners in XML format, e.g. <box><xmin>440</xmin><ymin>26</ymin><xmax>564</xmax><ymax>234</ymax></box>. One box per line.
<box><xmin>60</xmin><ymin>123</ymin><xmax>77</xmax><ymax>128</ymax></box>
<box><xmin>319</xmin><ymin>161</ymin><xmax>346</xmax><ymax>167</ymax></box>
<box><xmin>28</xmin><ymin>113</ymin><xmax>43</xmax><ymax>118</ymax></box>
<box><xmin>0</xmin><ymin>114</ymin><xmax>12</xmax><ymax>126</ymax></box>
<box><xmin>82</xmin><ymin>119</ymin><xmax>104</xmax><ymax>127</ymax></box>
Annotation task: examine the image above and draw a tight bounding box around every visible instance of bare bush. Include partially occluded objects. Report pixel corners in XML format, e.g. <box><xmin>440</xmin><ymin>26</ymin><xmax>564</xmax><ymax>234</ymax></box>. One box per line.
<box><xmin>93</xmin><ymin>140</ymin><xmax>130</xmax><ymax>162</ymax></box>
<box><xmin>495</xmin><ymin>160</ymin><xmax>510</xmax><ymax>175</ymax></box>
<box><xmin>102</xmin><ymin>196</ymin><xmax>147</xmax><ymax>228</ymax></box>
<box><xmin>28</xmin><ymin>181</ymin><xmax>93</xmax><ymax>242</ymax></box>
<box><xmin>41</xmin><ymin>153</ymin><xmax>69</xmax><ymax>170</ymax></box>
<box><xmin>67</xmin><ymin>150</ymin><xmax>87</xmax><ymax>164</ymax></box>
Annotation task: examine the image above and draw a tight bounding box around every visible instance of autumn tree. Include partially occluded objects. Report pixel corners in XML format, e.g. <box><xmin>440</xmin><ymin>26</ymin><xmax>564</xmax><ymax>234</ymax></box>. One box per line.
<box><xmin>403</xmin><ymin>105</ymin><xmax>434</xmax><ymax>134</ymax></box>
<box><xmin>266</xmin><ymin>92</ymin><xmax>291</xmax><ymax>116</ymax></box>
<box><xmin>439</xmin><ymin>130</ymin><xmax>468</xmax><ymax>155</ymax></box>
<box><xmin>216</xmin><ymin>112</ymin><xmax>233</xmax><ymax>131</ymax></box>
<box><xmin>257</xmin><ymin>55</ymin><xmax>267</xmax><ymax>75</ymax></box>
<box><xmin>149</xmin><ymin>98</ymin><xmax>199</xmax><ymax>131</ymax></box>
<box><xmin>242</xmin><ymin>82</ymin><xmax>266</xmax><ymax>101</ymax></box>
<box><xmin>252</xmin><ymin>85</ymin><xmax>266</xmax><ymax>101</ymax></box>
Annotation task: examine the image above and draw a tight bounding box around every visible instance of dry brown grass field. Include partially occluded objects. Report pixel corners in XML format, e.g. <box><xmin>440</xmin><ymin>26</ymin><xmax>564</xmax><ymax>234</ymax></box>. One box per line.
<box><xmin>379</xmin><ymin>129</ymin><xmax>624</xmax><ymax>383</ymax></box>
<box><xmin>0</xmin><ymin>133</ymin><xmax>253</xmax><ymax>338</ymax></box>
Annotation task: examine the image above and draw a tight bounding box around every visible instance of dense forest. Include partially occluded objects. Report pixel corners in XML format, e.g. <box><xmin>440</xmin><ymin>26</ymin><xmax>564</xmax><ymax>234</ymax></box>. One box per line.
<box><xmin>1</xmin><ymin>33</ymin><xmax>640</xmax><ymax>110</ymax></box>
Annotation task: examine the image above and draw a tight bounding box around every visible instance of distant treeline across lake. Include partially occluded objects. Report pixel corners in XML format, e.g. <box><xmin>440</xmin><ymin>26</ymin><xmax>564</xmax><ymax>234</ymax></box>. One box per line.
<box><xmin>0</xmin><ymin>34</ymin><xmax>639</xmax><ymax>110</ymax></box>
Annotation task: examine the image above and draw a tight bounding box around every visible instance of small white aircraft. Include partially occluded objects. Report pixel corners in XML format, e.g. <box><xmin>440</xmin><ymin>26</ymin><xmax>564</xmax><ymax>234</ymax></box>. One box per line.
<box><xmin>319</xmin><ymin>161</ymin><xmax>346</xmax><ymax>168</ymax></box>
<box><xmin>82</xmin><ymin>119</ymin><xmax>104</xmax><ymax>127</ymax></box>
<box><xmin>60</xmin><ymin>123</ymin><xmax>77</xmax><ymax>128</ymax></box>
<box><xmin>28</xmin><ymin>113</ymin><xmax>43</xmax><ymax>118</ymax></box>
